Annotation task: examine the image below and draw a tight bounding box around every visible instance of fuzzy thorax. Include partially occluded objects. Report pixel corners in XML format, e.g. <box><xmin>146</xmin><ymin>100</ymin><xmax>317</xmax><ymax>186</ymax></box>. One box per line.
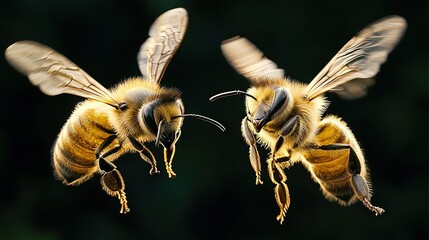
<box><xmin>107</xmin><ymin>77</ymin><xmax>183</xmax><ymax>144</ymax></box>
<box><xmin>246</xmin><ymin>78</ymin><xmax>328</xmax><ymax>153</ymax></box>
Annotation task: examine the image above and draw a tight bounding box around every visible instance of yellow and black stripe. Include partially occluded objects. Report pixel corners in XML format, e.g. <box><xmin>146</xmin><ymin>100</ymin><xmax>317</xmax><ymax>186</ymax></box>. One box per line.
<box><xmin>303</xmin><ymin>115</ymin><xmax>369</xmax><ymax>205</ymax></box>
<box><xmin>52</xmin><ymin>101</ymin><xmax>120</xmax><ymax>186</ymax></box>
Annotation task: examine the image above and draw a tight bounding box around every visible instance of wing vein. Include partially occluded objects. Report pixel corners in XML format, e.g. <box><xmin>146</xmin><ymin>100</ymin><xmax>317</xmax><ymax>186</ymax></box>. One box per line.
<box><xmin>304</xmin><ymin>16</ymin><xmax>407</xmax><ymax>100</ymax></box>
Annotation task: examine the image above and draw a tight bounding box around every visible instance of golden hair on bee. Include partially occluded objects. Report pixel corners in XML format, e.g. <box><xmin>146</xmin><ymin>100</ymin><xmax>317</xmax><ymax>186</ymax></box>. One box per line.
<box><xmin>5</xmin><ymin>8</ymin><xmax>225</xmax><ymax>214</ymax></box>
<box><xmin>211</xmin><ymin>16</ymin><xmax>406</xmax><ymax>224</ymax></box>
<box><xmin>109</xmin><ymin>77</ymin><xmax>184</xmax><ymax>141</ymax></box>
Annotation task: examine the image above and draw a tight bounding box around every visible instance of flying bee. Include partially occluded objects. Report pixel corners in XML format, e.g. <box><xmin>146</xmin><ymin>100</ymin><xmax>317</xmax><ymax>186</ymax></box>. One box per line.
<box><xmin>210</xmin><ymin>16</ymin><xmax>406</xmax><ymax>224</ymax></box>
<box><xmin>5</xmin><ymin>8</ymin><xmax>225</xmax><ymax>214</ymax></box>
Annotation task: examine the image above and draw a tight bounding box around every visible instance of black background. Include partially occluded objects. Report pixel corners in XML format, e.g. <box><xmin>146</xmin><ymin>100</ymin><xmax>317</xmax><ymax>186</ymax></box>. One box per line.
<box><xmin>0</xmin><ymin>0</ymin><xmax>427</xmax><ymax>239</ymax></box>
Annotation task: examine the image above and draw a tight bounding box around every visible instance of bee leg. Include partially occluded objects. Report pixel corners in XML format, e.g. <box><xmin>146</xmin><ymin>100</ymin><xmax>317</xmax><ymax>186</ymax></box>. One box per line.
<box><xmin>98</xmin><ymin>156</ymin><xmax>129</xmax><ymax>214</ymax></box>
<box><xmin>271</xmin><ymin>115</ymin><xmax>300</xmax><ymax>163</ymax></box>
<box><xmin>242</xmin><ymin>117</ymin><xmax>263</xmax><ymax>185</ymax></box>
<box><xmin>319</xmin><ymin>144</ymin><xmax>385</xmax><ymax>216</ymax></box>
<box><xmin>267</xmin><ymin>158</ymin><xmax>290</xmax><ymax>224</ymax></box>
<box><xmin>273</xmin><ymin>155</ymin><xmax>294</xmax><ymax>169</ymax></box>
<box><xmin>129</xmin><ymin>137</ymin><xmax>159</xmax><ymax>175</ymax></box>
<box><xmin>96</xmin><ymin>136</ymin><xmax>130</xmax><ymax>214</ymax></box>
<box><xmin>163</xmin><ymin>144</ymin><xmax>176</xmax><ymax>178</ymax></box>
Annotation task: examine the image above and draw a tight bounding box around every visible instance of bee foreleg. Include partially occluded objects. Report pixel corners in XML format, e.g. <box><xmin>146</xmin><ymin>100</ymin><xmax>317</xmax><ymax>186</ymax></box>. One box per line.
<box><xmin>267</xmin><ymin>158</ymin><xmax>290</xmax><ymax>224</ymax></box>
<box><xmin>96</xmin><ymin>137</ymin><xmax>130</xmax><ymax>214</ymax></box>
<box><xmin>318</xmin><ymin>143</ymin><xmax>385</xmax><ymax>216</ymax></box>
<box><xmin>163</xmin><ymin>144</ymin><xmax>176</xmax><ymax>178</ymax></box>
<box><xmin>242</xmin><ymin>117</ymin><xmax>263</xmax><ymax>185</ymax></box>
<box><xmin>129</xmin><ymin>137</ymin><xmax>159</xmax><ymax>175</ymax></box>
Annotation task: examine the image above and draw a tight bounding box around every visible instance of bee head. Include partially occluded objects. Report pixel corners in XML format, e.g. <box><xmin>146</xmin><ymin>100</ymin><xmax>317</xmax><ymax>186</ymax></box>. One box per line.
<box><xmin>139</xmin><ymin>90</ymin><xmax>184</xmax><ymax>149</ymax></box>
<box><xmin>153</xmin><ymin>101</ymin><xmax>184</xmax><ymax>149</ymax></box>
<box><xmin>209</xmin><ymin>86</ymin><xmax>292</xmax><ymax>132</ymax></box>
<box><xmin>246</xmin><ymin>86</ymin><xmax>292</xmax><ymax>132</ymax></box>
<box><xmin>139</xmin><ymin>88</ymin><xmax>225</xmax><ymax>179</ymax></box>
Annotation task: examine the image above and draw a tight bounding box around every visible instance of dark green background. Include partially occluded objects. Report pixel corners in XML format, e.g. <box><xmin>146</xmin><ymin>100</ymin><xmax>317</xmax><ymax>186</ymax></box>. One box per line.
<box><xmin>0</xmin><ymin>0</ymin><xmax>427</xmax><ymax>239</ymax></box>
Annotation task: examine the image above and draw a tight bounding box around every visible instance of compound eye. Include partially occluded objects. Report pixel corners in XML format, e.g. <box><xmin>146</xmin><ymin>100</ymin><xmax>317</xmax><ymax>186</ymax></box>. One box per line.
<box><xmin>142</xmin><ymin>101</ymin><xmax>159</xmax><ymax>135</ymax></box>
<box><xmin>268</xmin><ymin>88</ymin><xmax>288</xmax><ymax>118</ymax></box>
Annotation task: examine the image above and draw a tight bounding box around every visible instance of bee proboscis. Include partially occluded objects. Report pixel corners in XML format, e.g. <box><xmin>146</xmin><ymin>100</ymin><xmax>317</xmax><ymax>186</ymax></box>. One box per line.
<box><xmin>210</xmin><ymin>16</ymin><xmax>406</xmax><ymax>224</ymax></box>
<box><xmin>6</xmin><ymin>8</ymin><xmax>225</xmax><ymax>213</ymax></box>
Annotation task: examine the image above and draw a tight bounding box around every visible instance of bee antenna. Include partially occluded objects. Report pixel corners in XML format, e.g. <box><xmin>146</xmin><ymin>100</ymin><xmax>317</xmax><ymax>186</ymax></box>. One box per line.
<box><xmin>209</xmin><ymin>90</ymin><xmax>257</xmax><ymax>102</ymax></box>
<box><xmin>155</xmin><ymin>120</ymin><xmax>164</xmax><ymax>147</ymax></box>
<box><xmin>172</xmin><ymin>114</ymin><xmax>226</xmax><ymax>132</ymax></box>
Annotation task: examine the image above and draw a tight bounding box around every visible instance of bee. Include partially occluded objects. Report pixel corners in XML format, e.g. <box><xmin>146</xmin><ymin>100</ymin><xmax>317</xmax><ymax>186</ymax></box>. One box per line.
<box><xmin>5</xmin><ymin>8</ymin><xmax>225</xmax><ymax>214</ymax></box>
<box><xmin>210</xmin><ymin>16</ymin><xmax>406</xmax><ymax>224</ymax></box>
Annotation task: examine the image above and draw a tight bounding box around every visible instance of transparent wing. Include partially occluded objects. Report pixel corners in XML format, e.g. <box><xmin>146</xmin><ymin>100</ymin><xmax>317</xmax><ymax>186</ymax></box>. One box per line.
<box><xmin>137</xmin><ymin>8</ymin><xmax>188</xmax><ymax>84</ymax></box>
<box><xmin>221</xmin><ymin>36</ymin><xmax>285</xmax><ymax>82</ymax></box>
<box><xmin>304</xmin><ymin>16</ymin><xmax>407</xmax><ymax>100</ymax></box>
<box><xmin>330</xmin><ymin>78</ymin><xmax>375</xmax><ymax>100</ymax></box>
<box><xmin>5</xmin><ymin>41</ymin><xmax>120</xmax><ymax>107</ymax></box>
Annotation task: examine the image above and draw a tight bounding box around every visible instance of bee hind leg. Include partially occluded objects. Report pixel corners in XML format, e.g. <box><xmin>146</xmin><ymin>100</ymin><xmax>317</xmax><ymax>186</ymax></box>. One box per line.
<box><xmin>319</xmin><ymin>144</ymin><xmax>385</xmax><ymax>216</ymax></box>
<box><xmin>96</xmin><ymin>136</ymin><xmax>130</xmax><ymax>214</ymax></box>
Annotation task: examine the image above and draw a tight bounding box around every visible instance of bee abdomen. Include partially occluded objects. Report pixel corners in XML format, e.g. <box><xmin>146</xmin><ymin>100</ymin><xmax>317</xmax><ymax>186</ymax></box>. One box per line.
<box><xmin>308</xmin><ymin>150</ymin><xmax>356</xmax><ymax>202</ymax></box>
<box><xmin>303</xmin><ymin>115</ymin><xmax>368</xmax><ymax>205</ymax></box>
<box><xmin>52</xmin><ymin>103</ymin><xmax>117</xmax><ymax>186</ymax></box>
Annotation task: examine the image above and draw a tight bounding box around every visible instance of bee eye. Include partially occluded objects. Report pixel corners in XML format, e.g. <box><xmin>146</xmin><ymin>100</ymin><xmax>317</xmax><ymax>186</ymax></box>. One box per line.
<box><xmin>142</xmin><ymin>100</ymin><xmax>159</xmax><ymax>135</ymax></box>
<box><xmin>268</xmin><ymin>88</ymin><xmax>288</xmax><ymax>117</ymax></box>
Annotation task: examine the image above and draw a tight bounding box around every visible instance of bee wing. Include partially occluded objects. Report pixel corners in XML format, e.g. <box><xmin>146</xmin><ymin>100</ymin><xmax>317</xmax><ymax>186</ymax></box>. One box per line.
<box><xmin>5</xmin><ymin>41</ymin><xmax>120</xmax><ymax>106</ymax></box>
<box><xmin>304</xmin><ymin>16</ymin><xmax>407</xmax><ymax>100</ymax></box>
<box><xmin>221</xmin><ymin>36</ymin><xmax>285</xmax><ymax>82</ymax></box>
<box><xmin>137</xmin><ymin>8</ymin><xmax>188</xmax><ymax>84</ymax></box>
<box><xmin>330</xmin><ymin>78</ymin><xmax>375</xmax><ymax>100</ymax></box>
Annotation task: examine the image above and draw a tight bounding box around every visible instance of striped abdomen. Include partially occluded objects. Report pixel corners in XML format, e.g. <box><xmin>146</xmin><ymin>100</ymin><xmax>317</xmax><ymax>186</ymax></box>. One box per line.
<box><xmin>52</xmin><ymin>101</ymin><xmax>121</xmax><ymax>185</ymax></box>
<box><xmin>302</xmin><ymin>115</ymin><xmax>370</xmax><ymax>205</ymax></box>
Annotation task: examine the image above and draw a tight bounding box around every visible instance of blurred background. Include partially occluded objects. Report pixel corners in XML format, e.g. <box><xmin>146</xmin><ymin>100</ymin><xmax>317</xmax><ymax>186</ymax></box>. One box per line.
<box><xmin>0</xmin><ymin>0</ymin><xmax>427</xmax><ymax>239</ymax></box>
